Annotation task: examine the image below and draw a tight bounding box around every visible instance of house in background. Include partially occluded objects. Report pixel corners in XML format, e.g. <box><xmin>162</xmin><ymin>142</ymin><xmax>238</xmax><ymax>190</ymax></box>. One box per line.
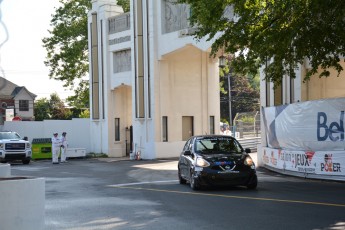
<box><xmin>0</xmin><ymin>77</ymin><xmax>36</xmax><ymax>124</ymax></box>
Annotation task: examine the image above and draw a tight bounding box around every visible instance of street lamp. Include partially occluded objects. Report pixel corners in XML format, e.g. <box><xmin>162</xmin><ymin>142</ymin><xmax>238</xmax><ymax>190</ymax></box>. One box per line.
<box><xmin>219</xmin><ymin>55</ymin><xmax>233</xmax><ymax>127</ymax></box>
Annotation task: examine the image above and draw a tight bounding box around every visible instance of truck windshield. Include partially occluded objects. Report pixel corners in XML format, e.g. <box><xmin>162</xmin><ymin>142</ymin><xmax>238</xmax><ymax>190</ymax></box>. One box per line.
<box><xmin>0</xmin><ymin>132</ymin><xmax>21</xmax><ymax>140</ymax></box>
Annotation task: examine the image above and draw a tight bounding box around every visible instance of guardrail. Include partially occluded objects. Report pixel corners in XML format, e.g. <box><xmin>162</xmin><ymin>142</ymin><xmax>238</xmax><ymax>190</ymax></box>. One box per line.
<box><xmin>238</xmin><ymin>137</ymin><xmax>261</xmax><ymax>152</ymax></box>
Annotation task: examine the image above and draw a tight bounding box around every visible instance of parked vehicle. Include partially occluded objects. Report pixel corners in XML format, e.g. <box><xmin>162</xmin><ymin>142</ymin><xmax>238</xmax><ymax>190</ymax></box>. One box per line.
<box><xmin>178</xmin><ymin>135</ymin><xmax>257</xmax><ymax>190</ymax></box>
<box><xmin>0</xmin><ymin>131</ymin><xmax>32</xmax><ymax>164</ymax></box>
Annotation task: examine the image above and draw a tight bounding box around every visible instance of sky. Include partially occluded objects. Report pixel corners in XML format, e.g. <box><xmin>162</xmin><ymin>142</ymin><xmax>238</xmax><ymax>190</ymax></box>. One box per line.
<box><xmin>0</xmin><ymin>0</ymin><xmax>74</xmax><ymax>100</ymax></box>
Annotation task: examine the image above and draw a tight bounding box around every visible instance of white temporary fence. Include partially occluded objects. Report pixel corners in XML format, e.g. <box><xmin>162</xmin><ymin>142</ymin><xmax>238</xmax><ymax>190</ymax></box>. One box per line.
<box><xmin>0</xmin><ymin>118</ymin><xmax>91</xmax><ymax>154</ymax></box>
<box><xmin>260</xmin><ymin>97</ymin><xmax>345</xmax><ymax>181</ymax></box>
<box><xmin>261</xmin><ymin>147</ymin><xmax>345</xmax><ymax>181</ymax></box>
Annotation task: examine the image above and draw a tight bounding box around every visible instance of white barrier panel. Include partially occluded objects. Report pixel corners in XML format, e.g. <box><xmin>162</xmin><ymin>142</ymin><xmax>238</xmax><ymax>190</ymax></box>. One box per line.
<box><xmin>262</xmin><ymin>97</ymin><xmax>345</xmax><ymax>151</ymax></box>
<box><xmin>66</xmin><ymin>148</ymin><xmax>86</xmax><ymax>158</ymax></box>
<box><xmin>0</xmin><ymin>163</ymin><xmax>10</xmax><ymax>177</ymax></box>
<box><xmin>0</xmin><ymin>177</ymin><xmax>45</xmax><ymax>230</ymax></box>
<box><xmin>262</xmin><ymin>147</ymin><xmax>345</xmax><ymax>180</ymax></box>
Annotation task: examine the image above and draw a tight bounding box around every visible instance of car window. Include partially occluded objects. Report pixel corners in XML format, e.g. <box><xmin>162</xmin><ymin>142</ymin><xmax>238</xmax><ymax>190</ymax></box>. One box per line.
<box><xmin>194</xmin><ymin>137</ymin><xmax>242</xmax><ymax>154</ymax></box>
<box><xmin>183</xmin><ymin>138</ymin><xmax>192</xmax><ymax>151</ymax></box>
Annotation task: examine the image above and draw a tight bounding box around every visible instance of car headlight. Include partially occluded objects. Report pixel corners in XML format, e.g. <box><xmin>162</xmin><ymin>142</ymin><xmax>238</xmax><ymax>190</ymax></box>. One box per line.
<box><xmin>244</xmin><ymin>156</ymin><xmax>254</xmax><ymax>166</ymax></box>
<box><xmin>196</xmin><ymin>157</ymin><xmax>210</xmax><ymax>167</ymax></box>
<box><xmin>26</xmin><ymin>143</ymin><xmax>31</xmax><ymax>149</ymax></box>
<box><xmin>0</xmin><ymin>143</ymin><xmax>3</xmax><ymax>149</ymax></box>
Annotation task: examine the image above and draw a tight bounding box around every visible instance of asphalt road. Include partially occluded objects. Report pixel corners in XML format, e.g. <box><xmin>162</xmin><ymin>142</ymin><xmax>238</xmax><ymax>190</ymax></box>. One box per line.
<box><xmin>10</xmin><ymin>156</ymin><xmax>345</xmax><ymax>230</ymax></box>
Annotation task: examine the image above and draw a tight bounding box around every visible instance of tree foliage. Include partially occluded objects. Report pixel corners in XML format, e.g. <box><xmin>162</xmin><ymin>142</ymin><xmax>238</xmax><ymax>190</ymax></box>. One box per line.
<box><xmin>34</xmin><ymin>98</ymin><xmax>51</xmax><ymax>121</ymax></box>
<box><xmin>117</xmin><ymin>0</ymin><xmax>130</xmax><ymax>12</ymax></box>
<box><xmin>178</xmin><ymin>0</ymin><xmax>345</xmax><ymax>85</ymax></box>
<box><xmin>42</xmin><ymin>0</ymin><xmax>130</xmax><ymax>108</ymax></box>
<box><xmin>220</xmin><ymin>62</ymin><xmax>259</xmax><ymax>124</ymax></box>
<box><xmin>42</xmin><ymin>0</ymin><xmax>91</xmax><ymax>107</ymax></box>
<box><xmin>49</xmin><ymin>93</ymin><xmax>72</xmax><ymax>120</ymax></box>
<box><xmin>34</xmin><ymin>93</ymin><xmax>72</xmax><ymax>121</ymax></box>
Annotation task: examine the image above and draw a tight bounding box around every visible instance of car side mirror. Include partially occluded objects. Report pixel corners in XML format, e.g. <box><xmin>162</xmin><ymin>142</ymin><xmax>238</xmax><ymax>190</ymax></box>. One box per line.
<box><xmin>184</xmin><ymin>150</ymin><xmax>192</xmax><ymax>156</ymax></box>
<box><xmin>23</xmin><ymin>136</ymin><xmax>28</xmax><ymax>141</ymax></box>
<box><xmin>245</xmin><ymin>148</ymin><xmax>251</xmax><ymax>153</ymax></box>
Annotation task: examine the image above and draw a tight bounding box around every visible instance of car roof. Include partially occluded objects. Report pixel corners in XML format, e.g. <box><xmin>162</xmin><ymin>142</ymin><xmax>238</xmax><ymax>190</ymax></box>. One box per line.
<box><xmin>192</xmin><ymin>135</ymin><xmax>236</xmax><ymax>140</ymax></box>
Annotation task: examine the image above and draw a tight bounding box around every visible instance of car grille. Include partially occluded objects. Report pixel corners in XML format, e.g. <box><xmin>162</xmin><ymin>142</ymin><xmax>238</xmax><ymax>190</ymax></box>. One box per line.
<box><xmin>5</xmin><ymin>143</ymin><xmax>26</xmax><ymax>150</ymax></box>
<box><xmin>211</xmin><ymin>161</ymin><xmax>236</xmax><ymax>171</ymax></box>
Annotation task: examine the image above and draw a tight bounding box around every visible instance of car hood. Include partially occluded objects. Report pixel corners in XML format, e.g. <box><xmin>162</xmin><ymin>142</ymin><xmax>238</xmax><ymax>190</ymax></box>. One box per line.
<box><xmin>201</xmin><ymin>153</ymin><xmax>244</xmax><ymax>164</ymax></box>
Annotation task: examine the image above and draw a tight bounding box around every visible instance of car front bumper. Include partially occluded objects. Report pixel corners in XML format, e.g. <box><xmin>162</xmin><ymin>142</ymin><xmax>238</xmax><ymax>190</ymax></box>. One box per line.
<box><xmin>193</xmin><ymin>168</ymin><xmax>257</xmax><ymax>187</ymax></box>
<box><xmin>0</xmin><ymin>150</ymin><xmax>32</xmax><ymax>161</ymax></box>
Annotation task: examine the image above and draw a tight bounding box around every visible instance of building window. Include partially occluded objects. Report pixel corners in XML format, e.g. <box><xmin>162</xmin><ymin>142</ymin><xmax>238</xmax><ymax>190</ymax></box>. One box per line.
<box><xmin>19</xmin><ymin>100</ymin><xmax>29</xmax><ymax>111</ymax></box>
<box><xmin>162</xmin><ymin>116</ymin><xmax>168</xmax><ymax>142</ymax></box>
<box><xmin>210</xmin><ymin>116</ymin><xmax>215</xmax><ymax>134</ymax></box>
<box><xmin>115</xmin><ymin>118</ymin><xmax>120</xmax><ymax>141</ymax></box>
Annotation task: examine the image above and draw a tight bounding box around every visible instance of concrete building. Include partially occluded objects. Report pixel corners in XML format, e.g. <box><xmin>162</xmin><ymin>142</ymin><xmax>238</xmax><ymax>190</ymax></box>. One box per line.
<box><xmin>88</xmin><ymin>0</ymin><xmax>220</xmax><ymax>159</ymax></box>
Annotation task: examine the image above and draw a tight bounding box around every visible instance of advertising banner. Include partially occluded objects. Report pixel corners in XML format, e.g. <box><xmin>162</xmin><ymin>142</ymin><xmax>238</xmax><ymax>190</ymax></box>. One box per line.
<box><xmin>262</xmin><ymin>97</ymin><xmax>345</xmax><ymax>151</ymax></box>
<box><xmin>5</xmin><ymin>109</ymin><xmax>14</xmax><ymax>121</ymax></box>
<box><xmin>262</xmin><ymin>147</ymin><xmax>345</xmax><ymax>177</ymax></box>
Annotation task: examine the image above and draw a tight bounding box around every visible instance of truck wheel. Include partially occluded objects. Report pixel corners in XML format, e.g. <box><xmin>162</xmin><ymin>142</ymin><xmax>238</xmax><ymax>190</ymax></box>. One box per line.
<box><xmin>22</xmin><ymin>159</ymin><xmax>30</xmax><ymax>164</ymax></box>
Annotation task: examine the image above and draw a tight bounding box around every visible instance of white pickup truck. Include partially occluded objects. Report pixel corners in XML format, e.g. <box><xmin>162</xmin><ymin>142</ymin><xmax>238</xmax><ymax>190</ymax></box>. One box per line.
<box><xmin>0</xmin><ymin>131</ymin><xmax>32</xmax><ymax>164</ymax></box>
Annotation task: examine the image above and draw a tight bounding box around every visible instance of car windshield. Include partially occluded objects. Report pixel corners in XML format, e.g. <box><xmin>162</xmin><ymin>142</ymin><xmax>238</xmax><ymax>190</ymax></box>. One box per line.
<box><xmin>194</xmin><ymin>137</ymin><xmax>242</xmax><ymax>154</ymax></box>
<box><xmin>0</xmin><ymin>132</ymin><xmax>21</xmax><ymax>140</ymax></box>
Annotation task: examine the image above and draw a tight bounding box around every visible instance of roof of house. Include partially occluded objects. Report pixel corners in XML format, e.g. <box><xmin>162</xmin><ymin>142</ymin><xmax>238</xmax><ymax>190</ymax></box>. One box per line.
<box><xmin>0</xmin><ymin>77</ymin><xmax>37</xmax><ymax>99</ymax></box>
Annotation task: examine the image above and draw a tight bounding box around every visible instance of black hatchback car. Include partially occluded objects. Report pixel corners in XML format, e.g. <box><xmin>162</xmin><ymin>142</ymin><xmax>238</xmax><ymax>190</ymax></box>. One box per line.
<box><xmin>178</xmin><ymin>135</ymin><xmax>257</xmax><ymax>190</ymax></box>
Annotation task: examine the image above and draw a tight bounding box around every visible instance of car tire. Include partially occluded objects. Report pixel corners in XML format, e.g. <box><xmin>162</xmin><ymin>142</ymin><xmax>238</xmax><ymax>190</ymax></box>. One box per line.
<box><xmin>22</xmin><ymin>159</ymin><xmax>30</xmax><ymax>165</ymax></box>
<box><xmin>178</xmin><ymin>169</ymin><xmax>187</xmax><ymax>184</ymax></box>
<box><xmin>190</xmin><ymin>171</ymin><xmax>200</xmax><ymax>190</ymax></box>
<box><xmin>247</xmin><ymin>175</ymin><xmax>258</xmax><ymax>190</ymax></box>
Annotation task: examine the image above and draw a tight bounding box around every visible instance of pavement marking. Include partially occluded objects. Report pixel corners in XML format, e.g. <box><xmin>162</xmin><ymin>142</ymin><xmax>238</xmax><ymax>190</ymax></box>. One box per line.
<box><xmin>108</xmin><ymin>180</ymin><xmax>179</xmax><ymax>187</ymax></box>
<box><xmin>111</xmin><ymin>185</ymin><xmax>345</xmax><ymax>208</ymax></box>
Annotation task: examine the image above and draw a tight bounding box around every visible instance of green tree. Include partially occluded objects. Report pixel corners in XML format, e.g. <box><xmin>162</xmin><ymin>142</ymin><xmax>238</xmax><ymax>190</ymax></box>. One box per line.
<box><xmin>220</xmin><ymin>66</ymin><xmax>259</xmax><ymax>124</ymax></box>
<box><xmin>79</xmin><ymin>109</ymin><xmax>90</xmax><ymax>118</ymax></box>
<box><xmin>178</xmin><ymin>0</ymin><xmax>345</xmax><ymax>85</ymax></box>
<box><xmin>34</xmin><ymin>94</ymin><xmax>73</xmax><ymax>120</ymax></box>
<box><xmin>42</xmin><ymin>0</ymin><xmax>130</xmax><ymax>108</ymax></box>
<box><xmin>42</xmin><ymin>0</ymin><xmax>91</xmax><ymax>108</ymax></box>
<box><xmin>34</xmin><ymin>98</ymin><xmax>51</xmax><ymax>121</ymax></box>
<box><xmin>49</xmin><ymin>93</ymin><xmax>72</xmax><ymax>120</ymax></box>
<box><xmin>117</xmin><ymin>0</ymin><xmax>130</xmax><ymax>12</ymax></box>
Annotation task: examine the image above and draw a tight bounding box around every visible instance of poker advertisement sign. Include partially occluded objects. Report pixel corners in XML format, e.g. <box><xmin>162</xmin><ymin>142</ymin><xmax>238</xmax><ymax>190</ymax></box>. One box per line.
<box><xmin>262</xmin><ymin>147</ymin><xmax>344</xmax><ymax>178</ymax></box>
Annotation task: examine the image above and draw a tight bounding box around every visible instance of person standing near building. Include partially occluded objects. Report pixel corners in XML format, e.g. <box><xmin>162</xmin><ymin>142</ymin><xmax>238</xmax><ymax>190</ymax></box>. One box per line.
<box><xmin>60</xmin><ymin>132</ymin><xmax>68</xmax><ymax>163</ymax></box>
<box><xmin>51</xmin><ymin>132</ymin><xmax>61</xmax><ymax>164</ymax></box>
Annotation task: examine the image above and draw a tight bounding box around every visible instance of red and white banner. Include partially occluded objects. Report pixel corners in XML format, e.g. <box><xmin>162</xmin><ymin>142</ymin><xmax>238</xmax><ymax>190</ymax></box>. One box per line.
<box><xmin>262</xmin><ymin>147</ymin><xmax>344</xmax><ymax>177</ymax></box>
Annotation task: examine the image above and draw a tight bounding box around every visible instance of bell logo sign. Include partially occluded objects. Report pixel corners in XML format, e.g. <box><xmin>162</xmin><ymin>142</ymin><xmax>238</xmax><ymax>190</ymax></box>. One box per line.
<box><xmin>317</xmin><ymin>111</ymin><xmax>344</xmax><ymax>141</ymax></box>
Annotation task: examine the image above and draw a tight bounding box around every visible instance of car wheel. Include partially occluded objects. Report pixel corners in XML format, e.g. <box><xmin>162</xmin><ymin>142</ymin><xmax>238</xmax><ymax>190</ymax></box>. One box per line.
<box><xmin>22</xmin><ymin>159</ymin><xmax>30</xmax><ymax>165</ymax></box>
<box><xmin>247</xmin><ymin>175</ymin><xmax>258</xmax><ymax>190</ymax></box>
<box><xmin>178</xmin><ymin>169</ymin><xmax>187</xmax><ymax>184</ymax></box>
<box><xmin>190</xmin><ymin>171</ymin><xmax>200</xmax><ymax>190</ymax></box>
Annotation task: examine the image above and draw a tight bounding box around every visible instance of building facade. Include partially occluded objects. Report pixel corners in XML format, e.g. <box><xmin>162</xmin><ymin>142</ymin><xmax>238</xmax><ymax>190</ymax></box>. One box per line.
<box><xmin>88</xmin><ymin>0</ymin><xmax>220</xmax><ymax>159</ymax></box>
